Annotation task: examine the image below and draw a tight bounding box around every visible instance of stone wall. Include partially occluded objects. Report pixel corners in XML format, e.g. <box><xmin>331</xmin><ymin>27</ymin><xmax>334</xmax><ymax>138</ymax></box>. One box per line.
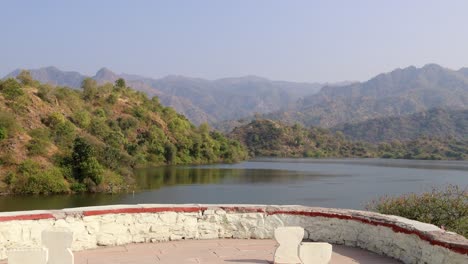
<box><xmin>0</xmin><ymin>204</ymin><xmax>466</xmax><ymax>264</ymax></box>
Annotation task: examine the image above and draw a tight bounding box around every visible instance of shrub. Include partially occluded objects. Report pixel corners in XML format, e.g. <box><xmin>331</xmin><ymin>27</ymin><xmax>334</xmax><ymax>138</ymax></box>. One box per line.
<box><xmin>3</xmin><ymin>172</ymin><xmax>16</xmax><ymax>185</ymax></box>
<box><xmin>70</xmin><ymin>182</ymin><xmax>87</xmax><ymax>193</ymax></box>
<box><xmin>37</xmin><ymin>84</ymin><xmax>54</xmax><ymax>102</ymax></box>
<box><xmin>117</xmin><ymin>116</ymin><xmax>138</xmax><ymax>131</ymax></box>
<box><xmin>27</xmin><ymin>129</ymin><xmax>51</xmax><ymax>156</ymax></box>
<box><xmin>0</xmin><ymin>111</ymin><xmax>17</xmax><ymax>135</ymax></box>
<box><xmin>0</xmin><ymin>127</ymin><xmax>7</xmax><ymax>141</ymax></box>
<box><xmin>72</xmin><ymin>110</ymin><xmax>91</xmax><ymax>129</ymax></box>
<box><xmin>43</xmin><ymin>113</ymin><xmax>76</xmax><ymax>146</ymax></box>
<box><xmin>0</xmin><ymin>78</ymin><xmax>24</xmax><ymax>100</ymax></box>
<box><xmin>89</xmin><ymin>118</ymin><xmax>111</xmax><ymax>139</ymax></box>
<box><xmin>13</xmin><ymin>160</ymin><xmax>68</xmax><ymax>195</ymax></box>
<box><xmin>367</xmin><ymin>185</ymin><xmax>467</xmax><ymax>237</ymax></box>
<box><xmin>17</xmin><ymin>70</ymin><xmax>37</xmax><ymax>86</ymax></box>
<box><xmin>106</xmin><ymin>93</ymin><xmax>118</xmax><ymax>104</ymax></box>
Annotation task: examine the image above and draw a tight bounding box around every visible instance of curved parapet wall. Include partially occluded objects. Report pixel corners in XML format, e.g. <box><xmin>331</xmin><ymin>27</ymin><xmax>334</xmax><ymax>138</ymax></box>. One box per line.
<box><xmin>0</xmin><ymin>204</ymin><xmax>466</xmax><ymax>264</ymax></box>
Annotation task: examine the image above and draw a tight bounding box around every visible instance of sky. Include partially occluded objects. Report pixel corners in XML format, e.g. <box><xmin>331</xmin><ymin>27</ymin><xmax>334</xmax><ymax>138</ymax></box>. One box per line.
<box><xmin>1</xmin><ymin>0</ymin><xmax>468</xmax><ymax>83</ymax></box>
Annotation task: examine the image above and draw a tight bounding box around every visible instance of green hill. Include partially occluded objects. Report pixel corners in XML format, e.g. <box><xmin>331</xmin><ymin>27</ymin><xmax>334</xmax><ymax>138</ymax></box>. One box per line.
<box><xmin>230</xmin><ymin>119</ymin><xmax>467</xmax><ymax>160</ymax></box>
<box><xmin>0</xmin><ymin>71</ymin><xmax>246</xmax><ymax>195</ymax></box>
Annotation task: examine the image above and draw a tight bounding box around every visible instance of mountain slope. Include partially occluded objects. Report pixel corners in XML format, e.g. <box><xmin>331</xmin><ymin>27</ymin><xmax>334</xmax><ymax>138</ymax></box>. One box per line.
<box><xmin>0</xmin><ymin>76</ymin><xmax>246</xmax><ymax>195</ymax></box>
<box><xmin>4</xmin><ymin>67</ymin><xmax>324</xmax><ymax>125</ymax></box>
<box><xmin>332</xmin><ymin>108</ymin><xmax>468</xmax><ymax>143</ymax></box>
<box><xmin>5</xmin><ymin>66</ymin><xmax>85</xmax><ymax>88</ymax></box>
<box><xmin>266</xmin><ymin>64</ymin><xmax>468</xmax><ymax>127</ymax></box>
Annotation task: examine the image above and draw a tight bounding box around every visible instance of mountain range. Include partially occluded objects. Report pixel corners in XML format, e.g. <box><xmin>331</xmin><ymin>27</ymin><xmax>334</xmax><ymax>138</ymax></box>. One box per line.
<box><xmin>263</xmin><ymin>64</ymin><xmax>468</xmax><ymax>128</ymax></box>
<box><xmin>332</xmin><ymin>108</ymin><xmax>468</xmax><ymax>143</ymax></box>
<box><xmin>5</xmin><ymin>64</ymin><xmax>468</xmax><ymax>134</ymax></box>
<box><xmin>4</xmin><ymin>67</ymin><xmax>328</xmax><ymax>125</ymax></box>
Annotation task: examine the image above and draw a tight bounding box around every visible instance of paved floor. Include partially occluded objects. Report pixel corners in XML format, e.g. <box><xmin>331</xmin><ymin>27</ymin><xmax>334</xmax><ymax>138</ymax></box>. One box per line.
<box><xmin>64</xmin><ymin>239</ymin><xmax>401</xmax><ymax>264</ymax></box>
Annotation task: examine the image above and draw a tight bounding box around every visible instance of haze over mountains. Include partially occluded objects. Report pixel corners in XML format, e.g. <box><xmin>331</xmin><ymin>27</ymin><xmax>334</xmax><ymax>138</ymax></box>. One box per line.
<box><xmin>332</xmin><ymin>108</ymin><xmax>468</xmax><ymax>143</ymax></box>
<box><xmin>4</xmin><ymin>67</ymin><xmax>327</xmax><ymax>125</ymax></box>
<box><xmin>5</xmin><ymin>64</ymin><xmax>468</xmax><ymax>137</ymax></box>
<box><xmin>264</xmin><ymin>64</ymin><xmax>468</xmax><ymax>128</ymax></box>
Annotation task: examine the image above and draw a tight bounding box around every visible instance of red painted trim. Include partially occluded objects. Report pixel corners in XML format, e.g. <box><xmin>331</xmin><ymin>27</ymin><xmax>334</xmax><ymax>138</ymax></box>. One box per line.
<box><xmin>0</xmin><ymin>213</ymin><xmax>54</xmax><ymax>222</ymax></box>
<box><xmin>83</xmin><ymin>207</ymin><xmax>206</xmax><ymax>216</ymax></box>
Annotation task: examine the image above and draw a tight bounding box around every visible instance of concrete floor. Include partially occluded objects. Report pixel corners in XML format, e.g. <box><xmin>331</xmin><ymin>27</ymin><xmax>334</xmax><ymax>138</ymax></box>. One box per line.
<box><xmin>63</xmin><ymin>239</ymin><xmax>402</xmax><ymax>264</ymax></box>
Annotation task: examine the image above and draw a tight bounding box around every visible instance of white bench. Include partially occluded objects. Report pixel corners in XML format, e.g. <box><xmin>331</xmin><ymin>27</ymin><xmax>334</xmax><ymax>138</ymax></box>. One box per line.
<box><xmin>274</xmin><ymin>226</ymin><xmax>332</xmax><ymax>264</ymax></box>
<box><xmin>7</xmin><ymin>228</ymin><xmax>74</xmax><ymax>264</ymax></box>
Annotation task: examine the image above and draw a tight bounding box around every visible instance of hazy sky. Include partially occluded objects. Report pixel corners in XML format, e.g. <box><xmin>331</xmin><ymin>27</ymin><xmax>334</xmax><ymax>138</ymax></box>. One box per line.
<box><xmin>2</xmin><ymin>0</ymin><xmax>468</xmax><ymax>82</ymax></box>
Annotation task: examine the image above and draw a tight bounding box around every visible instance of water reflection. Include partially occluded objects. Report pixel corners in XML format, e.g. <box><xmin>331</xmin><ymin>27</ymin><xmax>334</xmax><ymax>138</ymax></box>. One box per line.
<box><xmin>0</xmin><ymin>159</ymin><xmax>467</xmax><ymax>212</ymax></box>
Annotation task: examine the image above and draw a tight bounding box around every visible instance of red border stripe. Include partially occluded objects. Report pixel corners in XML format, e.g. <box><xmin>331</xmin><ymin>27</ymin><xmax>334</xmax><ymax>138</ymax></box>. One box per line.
<box><xmin>83</xmin><ymin>207</ymin><xmax>206</xmax><ymax>216</ymax></box>
<box><xmin>0</xmin><ymin>213</ymin><xmax>54</xmax><ymax>222</ymax></box>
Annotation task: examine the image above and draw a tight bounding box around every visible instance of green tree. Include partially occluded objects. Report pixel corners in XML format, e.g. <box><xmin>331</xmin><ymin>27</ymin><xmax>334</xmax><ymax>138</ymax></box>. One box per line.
<box><xmin>115</xmin><ymin>78</ymin><xmax>126</xmax><ymax>89</ymax></box>
<box><xmin>71</xmin><ymin>137</ymin><xmax>104</xmax><ymax>186</ymax></box>
<box><xmin>164</xmin><ymin>143</ymin><xmax>177</xmax><ymax>164</ymax></box>
<box><xmin>81</xmin><ymin>78</ymin><xmax>98</xmax><ymax>100</ymax></box>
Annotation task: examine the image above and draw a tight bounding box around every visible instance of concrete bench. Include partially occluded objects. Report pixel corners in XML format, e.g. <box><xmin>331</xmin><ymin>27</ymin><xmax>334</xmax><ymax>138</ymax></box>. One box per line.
<box><xmin>274</xmin><ymin>226</ymin><xmax>332</xmax><ymax>264</ymax></box>
<box><xmin>6</xmin><ymin>248</ymin><xmax>48</xmax><ymax>264</ymax></box>
<box><xmin>7</xmin><ymin>229</ymin><xmax>74</xmax><ymax>264</ymax></box>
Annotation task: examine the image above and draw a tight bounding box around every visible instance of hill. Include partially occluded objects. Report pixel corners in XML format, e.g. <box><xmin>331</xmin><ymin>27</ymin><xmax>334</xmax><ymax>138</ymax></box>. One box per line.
<box><xmin>230</xmin><ymin>119</ymin><xmax>467</xmax><ymax>160</ymax></box>
<box><xmin>4</xmin><ymin>67</ymin><xmax>325</xmax><ymax>125</ymax></box>
<box><xmin>0</xmin><ymin>72</ymin><xmax>246</xmax><ymax>195</ymax></box>
<box><xmin>265</xmin><ymin>64</ymin><xmax>468</xmax><ymax>127</ymax></box>
<box><xmin>333</xmin><ymin>108</ymin><xmax>468</xmax><ymax>143</ymax></box>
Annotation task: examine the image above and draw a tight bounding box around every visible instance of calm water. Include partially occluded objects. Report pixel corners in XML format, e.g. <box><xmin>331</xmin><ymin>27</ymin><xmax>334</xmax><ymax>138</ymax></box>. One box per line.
<box><xmin>1</xmin><ymin>158</ymin><xmax>467</xmax><ymax>212</ymax></box>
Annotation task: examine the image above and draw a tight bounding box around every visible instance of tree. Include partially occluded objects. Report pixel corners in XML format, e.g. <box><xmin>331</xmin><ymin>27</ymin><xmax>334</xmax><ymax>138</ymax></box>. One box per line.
<box><xmin>115</xmin><ymin>78</ymin><xmax>126</xmax><ymax>89</ymax></box>
<box><xmin>16</xmin><ymin>70</ymin><xmax>34</xmax><ymax>86</ymax></box>
<box><xmin>71</xmin><ymin>137</ymin><xmax>104</xmax><ymax>186</ymax></box>
<box><xmin>81</xmin><ymin>78</ymin><xmax>98</xmax><ymax>100</ymax></box>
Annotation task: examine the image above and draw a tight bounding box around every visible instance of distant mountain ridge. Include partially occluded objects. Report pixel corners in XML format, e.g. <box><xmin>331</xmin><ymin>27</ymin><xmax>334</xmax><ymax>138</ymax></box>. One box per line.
<box><xmin>332</xmin><ymin>108</ymin><xmax>468</xmax><ymax>143</ymax></box>
<box><xmin>265</xmin><ymin>64</ymin><xmax>468</xmax><ymax>127</ymax></box>
<box><xmin>4</xmin><ymin>67</ymin><xmax>325</xmax><ymax>125</ymax></box>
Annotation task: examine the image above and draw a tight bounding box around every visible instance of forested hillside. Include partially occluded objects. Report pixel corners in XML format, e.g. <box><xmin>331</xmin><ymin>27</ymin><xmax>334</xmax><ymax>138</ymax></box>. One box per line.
<box><xmin>0</xmin><ymin>71</ymin><xmax>246</xmax><ymax>195</ymax></box>
<box><xmin>230</xmin><ymin>119</ymin><xmax>467</xmax><ymax>160</ymax></box>
<box><xmin>333</xmin><ymin>108</ymin><xmax>468</xmax><ymax>143</ymax></box>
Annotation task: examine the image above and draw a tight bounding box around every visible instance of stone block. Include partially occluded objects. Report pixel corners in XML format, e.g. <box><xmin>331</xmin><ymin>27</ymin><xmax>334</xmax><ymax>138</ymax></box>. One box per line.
<box><xmin>299</xmin><ymin>242</ymin><xmax>332</xmax><ymax>264</ymax></box>
<box><xmin>41</xmin><ymin>228</ymin><xmax>74</xmax><ymax>264</ymax></box>
<box><xmin>274</xmin><ymin>226</ymin><xmax>304</xmax><ymax>264</ymax></box>
<box><xmin>7</xmin><ymin>247</ymin><xmax>48</xmax><ymax>264</ymax></box>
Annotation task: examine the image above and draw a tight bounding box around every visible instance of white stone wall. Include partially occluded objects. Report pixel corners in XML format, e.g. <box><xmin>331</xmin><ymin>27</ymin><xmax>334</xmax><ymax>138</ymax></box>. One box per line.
<box><xmin>0</xmin><ymin>204</ymin><xmax>466</xmax><ymax>264</ymax></box>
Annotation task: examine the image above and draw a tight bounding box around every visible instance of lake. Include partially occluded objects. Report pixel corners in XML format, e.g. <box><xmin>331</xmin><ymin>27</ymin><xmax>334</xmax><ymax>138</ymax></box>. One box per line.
<box><xmin>1</xmin><ymin>158</ymin><xmax>467</xmax><ymax>212</ymax></box>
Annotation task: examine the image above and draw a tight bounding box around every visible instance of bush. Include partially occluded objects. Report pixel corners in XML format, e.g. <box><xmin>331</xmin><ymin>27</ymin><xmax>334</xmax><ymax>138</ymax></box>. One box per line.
<box><xmin>72</xmin><ymin>110</ymin><xmax>91</xmax><ymax>129</ymax></box>
<box><xmin>70</xmin><ymin>182</ymin><xmax>87</xmax><ymax>193</ymax></box>
<box><xmin>367</xmin><ymin>185</ymin><xmax>468</xmax><ymax>237</ymax></box>
<box><xmin>0</xmin><ymin>111</ymin><xmax>17</xmax><ymax>135</ymax></box>
<box><xmin>12</xmin><ymin>160</ymin><xmax>68</xmax><ymax>195</ymax></box>
<box><xmin>0</xmin><ymin>78</ymin><xmax>24</xmax><ymax>100</ymax></box>
<box><xmin>37</xmin><ymin>84</ymin><xmax>54</xmax><ymax>102</ymax></box>
<box><xmin>106</xmin><ymin>93</ymin><xmax>118</xmax><ymax>104</ymax></box>
<box><xmin>27</xmin><ymin>129</ymin><xmax>51</xmax><ymax>156</ymax></box>
<box><xmin>43</xmin><ymin>112</ymin><xmax>76</xmax><ymax>148</ymax></box>
<box><xmin>0</xmin><ymin>127</ymin><xmax>7</xmax><ymax>141</ymax></box>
